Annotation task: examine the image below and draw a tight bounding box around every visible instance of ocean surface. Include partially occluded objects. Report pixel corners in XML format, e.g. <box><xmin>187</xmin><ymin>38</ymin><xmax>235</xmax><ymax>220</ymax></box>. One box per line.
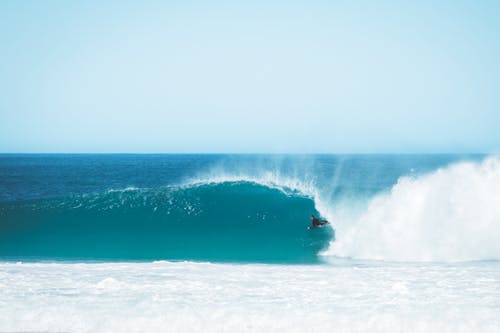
<box><xmin>1</xmin><ymin>154</ymin><xmax>499</xmax><ymax>332</ymax></box>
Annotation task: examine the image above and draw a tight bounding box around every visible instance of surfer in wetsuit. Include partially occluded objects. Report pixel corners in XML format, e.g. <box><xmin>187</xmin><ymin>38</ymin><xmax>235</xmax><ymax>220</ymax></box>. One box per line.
<box><xmin>308</xmin><ymin>214</ymin><xmax>328</xmax><ymax>230</ymax></box>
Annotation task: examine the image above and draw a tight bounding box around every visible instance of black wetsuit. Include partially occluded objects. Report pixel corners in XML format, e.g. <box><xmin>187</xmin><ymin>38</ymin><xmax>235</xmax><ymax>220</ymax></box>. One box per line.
<box><xmin>311</xmin><ymin>217</ymin><xmax>328</xmax><ymax>228</ymax></box>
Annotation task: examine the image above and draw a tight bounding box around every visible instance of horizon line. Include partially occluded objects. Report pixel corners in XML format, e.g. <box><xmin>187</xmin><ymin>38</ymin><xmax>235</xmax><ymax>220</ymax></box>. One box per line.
<box><xmin>0</xmin><ymin>152</ymin><xmax>493</xmax><ymax>155</ymax></box>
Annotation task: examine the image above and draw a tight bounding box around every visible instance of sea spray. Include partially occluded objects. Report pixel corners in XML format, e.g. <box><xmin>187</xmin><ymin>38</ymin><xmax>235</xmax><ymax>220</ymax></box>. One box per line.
<box><xmin>328</xmin><ymin>157</ymin><xmax>500</xmax><ymax>261</ymax></box>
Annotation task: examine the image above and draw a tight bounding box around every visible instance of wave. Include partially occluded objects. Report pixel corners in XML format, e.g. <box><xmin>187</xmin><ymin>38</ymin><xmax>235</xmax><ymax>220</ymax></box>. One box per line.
<box><xmin>3</xmin><ymin>155</ymin><xmax>498</xmax><ymax>263</ymax></box>
<box><xmin>327</xmin><ymin>157</ymin><xmax>500</xmax><ymax>262</ymax></box>
<box><xmin>0</xmin><ymin>180</ymin><xmax>332</xmax><ymax>263</ymax></box>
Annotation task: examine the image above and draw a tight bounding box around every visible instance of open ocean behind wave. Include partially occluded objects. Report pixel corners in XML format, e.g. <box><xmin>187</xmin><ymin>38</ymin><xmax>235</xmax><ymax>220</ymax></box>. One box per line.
<box><xmin>1</xmin><ymin>154</ymin><xmax>500</xmax><ymax>332</ymax></box>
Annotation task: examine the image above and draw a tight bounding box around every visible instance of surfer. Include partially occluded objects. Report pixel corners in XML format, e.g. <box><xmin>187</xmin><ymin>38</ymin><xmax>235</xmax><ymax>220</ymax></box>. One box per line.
<box><xmin>308</xmin><ymin>214</ymin><xmax>328</xmax><ymax>230</ymax></box>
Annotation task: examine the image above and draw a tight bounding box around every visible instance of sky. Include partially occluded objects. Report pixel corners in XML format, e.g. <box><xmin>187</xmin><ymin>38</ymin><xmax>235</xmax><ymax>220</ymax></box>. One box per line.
<box><xmin>1</xmin><ymin>0</ymin><xmax>499</xmax><ymax>153</ymax></box>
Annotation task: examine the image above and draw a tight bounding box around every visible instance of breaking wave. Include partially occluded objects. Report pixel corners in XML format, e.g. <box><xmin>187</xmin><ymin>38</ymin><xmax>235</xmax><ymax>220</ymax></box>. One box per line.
<box><xmin>327</xmin><ymin>157</ymin><xmax>500</xmax><ymax>262</ymax></box>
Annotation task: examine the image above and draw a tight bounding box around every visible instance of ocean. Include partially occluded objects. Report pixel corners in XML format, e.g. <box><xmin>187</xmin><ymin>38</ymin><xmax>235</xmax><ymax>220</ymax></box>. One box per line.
<box><xmin>1</xmin><ymin>154</ymin><xmax>499</xmax><ymax>332</ymax></box>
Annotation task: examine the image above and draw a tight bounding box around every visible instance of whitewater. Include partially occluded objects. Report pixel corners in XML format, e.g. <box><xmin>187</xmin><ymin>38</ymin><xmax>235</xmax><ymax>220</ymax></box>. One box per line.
<box><xmin>328</xmin><ymin>156</ymin><xmax>500</xmax><ymax>262</ymax></box>
<box><xmin>1</xmin><ymin>154</ymin><xmax>499</xmax><ymax>332</ymax></box>
<box><xmin>1</xmin><ymin>260</ymin><xmax>499</xmax><ymax>333</ymax></box>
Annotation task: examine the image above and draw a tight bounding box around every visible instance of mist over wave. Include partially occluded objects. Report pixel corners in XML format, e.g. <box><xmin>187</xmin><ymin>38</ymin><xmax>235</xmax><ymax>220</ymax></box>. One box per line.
<box><xmin>327</xmin><ymin>157</ymin><xmax>500</xmax><ymax>262</ymax></box>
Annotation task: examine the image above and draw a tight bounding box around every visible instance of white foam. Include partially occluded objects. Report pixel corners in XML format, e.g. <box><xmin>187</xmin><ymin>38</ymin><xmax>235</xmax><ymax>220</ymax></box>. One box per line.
<box><xmin>106</xmin><ymin>186</ymin><xmax>143</xmax><ymax>193</ymax></box>
<box><xmin>328</xmin><ymin>157</ymin><xmax>500</xmax><ymax>262</ymax></box>
<box><xmin>1</xmin><ymin>261</ymin><xmax>499</xmax><ymax>333</ymax></box>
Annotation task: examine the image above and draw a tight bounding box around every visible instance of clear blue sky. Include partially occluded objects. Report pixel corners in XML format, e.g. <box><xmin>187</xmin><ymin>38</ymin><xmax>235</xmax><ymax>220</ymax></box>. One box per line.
<box><xmin>1</xmin><ymin>0</ymin><xmax>499</xmax><ymax>153</ymax></box>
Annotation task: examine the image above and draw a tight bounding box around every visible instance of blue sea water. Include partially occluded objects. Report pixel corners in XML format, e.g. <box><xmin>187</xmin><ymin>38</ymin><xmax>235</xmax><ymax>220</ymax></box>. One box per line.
<box><xmin>0</xmin><ymin>153</ymin><xmax>490</xmax><ymax>263</ymax></box>
<box><xmin>2</xmin><ymin>154</ymin><xmax>500</xmax><ymax>332</ymax></box>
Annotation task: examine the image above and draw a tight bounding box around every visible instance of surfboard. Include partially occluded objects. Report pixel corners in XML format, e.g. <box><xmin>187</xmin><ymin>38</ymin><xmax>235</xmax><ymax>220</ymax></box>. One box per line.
<box><xmin>308</xmin><ymin>222</ymin><xmax>328</xmax><ymax>230</ymax></box>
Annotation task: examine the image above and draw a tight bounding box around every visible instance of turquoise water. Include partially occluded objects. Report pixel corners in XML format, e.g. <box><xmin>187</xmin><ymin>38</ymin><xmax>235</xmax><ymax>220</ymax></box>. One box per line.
<box><xmin>0</xmin><ymin>154</ymin><xmax>488</xmax><ymax>263</ymax></box>
<box><xmin>0</xmin><ymin>182</ymin><xmax>331</xmax><ymax>262</ymax></box>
